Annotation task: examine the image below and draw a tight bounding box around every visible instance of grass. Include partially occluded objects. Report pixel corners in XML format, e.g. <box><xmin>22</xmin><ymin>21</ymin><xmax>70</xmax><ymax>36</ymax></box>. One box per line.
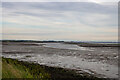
<box><xmin>2</xmin><ymin>57</ymin><xmax>50</xmax><ymax>79</ymax></box>
<box><xmin>2</xmin><ymin>57</ymin><xmax>109</xmax><ymax>80</ymax></box>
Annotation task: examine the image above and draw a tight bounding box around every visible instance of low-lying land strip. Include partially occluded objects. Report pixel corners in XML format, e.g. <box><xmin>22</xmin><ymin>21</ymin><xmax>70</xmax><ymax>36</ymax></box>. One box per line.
<box><xmin>64</xmin><ymin>42</ymin><xmax>119</xmax><ymax>47</ymax></box>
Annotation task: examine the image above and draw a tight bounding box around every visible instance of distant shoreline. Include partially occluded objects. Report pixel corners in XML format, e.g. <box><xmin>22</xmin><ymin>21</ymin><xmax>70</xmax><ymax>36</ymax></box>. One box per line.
<box><xmin>1</xmin><ymin>40</ymin><xmax>119</xmax><ymax>43</ymax></box>
<box><xmin>1</xmin><ymin>40</ymin><xmax>119</xmax><ymax>47</ymax></box>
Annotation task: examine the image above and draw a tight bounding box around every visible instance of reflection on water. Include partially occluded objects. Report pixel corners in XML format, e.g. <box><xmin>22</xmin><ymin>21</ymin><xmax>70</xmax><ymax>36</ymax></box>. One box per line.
<box><xmin>40</xmin><ymin>43</ymin><xmax>91</xmax><ymax>51</ymax></box>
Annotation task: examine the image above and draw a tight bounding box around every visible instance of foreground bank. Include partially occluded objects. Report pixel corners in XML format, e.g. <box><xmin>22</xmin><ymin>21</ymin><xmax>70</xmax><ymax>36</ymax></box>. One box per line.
<box><xmin>2</xmin><ymin>57</ymin><xmax>109</xmax><ymax>80</ymax></box>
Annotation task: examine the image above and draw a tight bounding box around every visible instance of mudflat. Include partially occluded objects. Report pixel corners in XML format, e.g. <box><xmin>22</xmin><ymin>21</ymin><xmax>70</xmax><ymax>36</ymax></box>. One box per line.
<box><xmin>2</xmin><ymin>41</ymin><xmax>119</xmax><ymax>79</ymax></box>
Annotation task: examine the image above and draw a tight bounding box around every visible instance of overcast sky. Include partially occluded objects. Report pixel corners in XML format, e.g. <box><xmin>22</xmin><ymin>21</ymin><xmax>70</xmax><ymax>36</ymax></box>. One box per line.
<box><xmin>2</xmin><ymin>2</ymin><xmax>118</xmax><ymax>41</ymax></box>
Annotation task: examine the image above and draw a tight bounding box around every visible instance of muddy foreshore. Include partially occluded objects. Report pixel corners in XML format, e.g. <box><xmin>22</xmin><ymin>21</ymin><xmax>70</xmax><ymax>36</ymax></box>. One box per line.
<box><xmin>2</xmin><ymin>41</ymin><xmax>119</xmax><ymax>79</ymax></box>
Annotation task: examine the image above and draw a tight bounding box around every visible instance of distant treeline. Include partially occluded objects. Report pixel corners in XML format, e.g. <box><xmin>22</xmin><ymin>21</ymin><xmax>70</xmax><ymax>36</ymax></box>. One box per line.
<box><xmin>1</xmin><ymin>40</ymin><xmax>119</xmax><ymax>43</ymax></box>
<box><xmin>1</xmin><ymin>40</ymin><xmax>64</xmax><ymax>43</ymax></box>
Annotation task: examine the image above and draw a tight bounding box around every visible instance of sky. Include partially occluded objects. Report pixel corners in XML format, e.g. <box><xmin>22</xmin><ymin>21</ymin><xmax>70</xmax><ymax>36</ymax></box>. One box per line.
<box><xmin>1</xmin><ymin>1</ymin><xmax>118</xmax><ymax>41</ymax></box>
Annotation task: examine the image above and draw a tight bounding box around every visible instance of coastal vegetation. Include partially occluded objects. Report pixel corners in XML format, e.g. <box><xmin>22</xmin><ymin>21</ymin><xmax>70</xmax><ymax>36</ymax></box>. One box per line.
<box><xmin>2</xmin><ymin>57</ymin><xmax>108</xmax><ymax>80</ymax></box>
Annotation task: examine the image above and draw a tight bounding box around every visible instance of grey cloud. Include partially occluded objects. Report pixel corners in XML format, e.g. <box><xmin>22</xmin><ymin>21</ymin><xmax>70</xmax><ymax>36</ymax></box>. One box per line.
<box><xmin>2</xmin><ymin>2</ymin><xmax>117</xmax><ymax>14</ymax></box>
<box><xmin>2</xmin><ymin>2</ymin><xmax>118</xmax><ymax>34</ymax></box>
